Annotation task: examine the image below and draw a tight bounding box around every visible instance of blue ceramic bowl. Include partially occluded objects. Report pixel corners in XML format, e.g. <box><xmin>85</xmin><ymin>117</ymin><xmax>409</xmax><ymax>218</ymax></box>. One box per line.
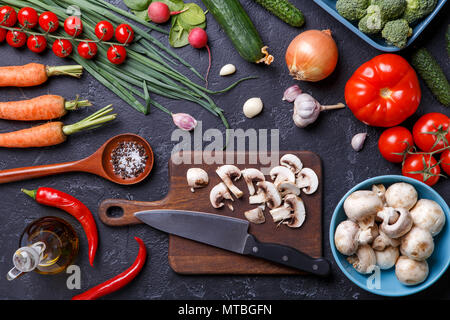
<box><xmin>330</xmin><ymin>175</ymin><xmax>450</xmax><ymax>296</ymax></box>
<box><xmin>312</xmin><ymin>0</ymin><xmax>448</xmax><ymax>51</ymax></box>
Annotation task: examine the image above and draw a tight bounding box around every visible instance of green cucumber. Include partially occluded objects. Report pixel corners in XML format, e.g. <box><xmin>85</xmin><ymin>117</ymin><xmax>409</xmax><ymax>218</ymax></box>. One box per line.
<box><xmin>201</xmin><ymin>0</ymin><xmax>273</xmax><ymax>64</ymax></box>
<box><xmin>411</xmin><ymin>48</ymin><xmax>450</xmax><ymax>107</ymax></box>
<box><xmin>253</xmin><ymin>0</ymin><xmax>305</xmax><ymax>27</ymax></box>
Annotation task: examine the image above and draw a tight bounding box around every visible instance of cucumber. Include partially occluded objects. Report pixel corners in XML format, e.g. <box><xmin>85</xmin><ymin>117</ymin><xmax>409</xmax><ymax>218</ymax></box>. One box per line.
<box><xmin>411</xmin><ymin>48</ymin><xmax>450</xmax><ymax>107</ymax></box>
<box><xmin>253</xmin><ymin>0</ymin><xmax>305</xmax><ymax>27</ymax></box>
<box><xmin>201</xmin><ymin>0</ymin><xmax>273</xmax><ymax>64</ymax></box>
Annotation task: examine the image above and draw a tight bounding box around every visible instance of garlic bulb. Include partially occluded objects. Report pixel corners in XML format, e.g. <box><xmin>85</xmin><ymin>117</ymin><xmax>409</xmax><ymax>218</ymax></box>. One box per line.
<box><xmin>293</xmin><ymin>93</ymin><xmax>345</xmax><ymax>128</ymax></box>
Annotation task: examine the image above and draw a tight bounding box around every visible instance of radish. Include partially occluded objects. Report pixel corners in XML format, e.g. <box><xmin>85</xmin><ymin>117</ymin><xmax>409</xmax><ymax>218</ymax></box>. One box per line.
<box><xmin>188</xmin><ymin>27</ymin><xmax>211</xmax><ymax>87</ymax></box>
<box><xmin>148</xmin><ymin>2</ymin><xmax>186</xmax><ymax>24</ymax></box>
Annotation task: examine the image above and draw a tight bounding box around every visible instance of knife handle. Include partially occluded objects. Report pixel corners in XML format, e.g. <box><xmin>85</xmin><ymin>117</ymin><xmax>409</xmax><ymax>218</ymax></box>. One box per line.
<box><xmin>244</xmin><ymin>234</ymin><xmax>330</xmax><ymax>276</ymax></box>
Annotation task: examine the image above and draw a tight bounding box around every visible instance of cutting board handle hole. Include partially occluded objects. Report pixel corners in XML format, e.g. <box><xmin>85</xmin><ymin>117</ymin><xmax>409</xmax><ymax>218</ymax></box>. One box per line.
<box><xmin>106</xmin><ymin>206</ymin><xmax>124</xmax><ymax>218</ymax></box>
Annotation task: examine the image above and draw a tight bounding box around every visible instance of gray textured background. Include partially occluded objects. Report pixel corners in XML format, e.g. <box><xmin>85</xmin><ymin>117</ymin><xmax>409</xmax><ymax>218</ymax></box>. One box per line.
<box><xmin>0</xmin><ymin>0</ymin><xmax>448</xmax><ymax>300</ymax></box>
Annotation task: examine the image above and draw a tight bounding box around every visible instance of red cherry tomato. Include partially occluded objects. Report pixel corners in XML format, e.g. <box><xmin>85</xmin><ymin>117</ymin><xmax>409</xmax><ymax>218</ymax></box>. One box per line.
<box><xmin>52</xmin><ymin>39</ymin><xmax>73</xmax><ymax>58</ymax></box>
<box><xmin>413</xmin><ymin>113</ymin><xmax>450</xmax><ymax>153</ymax></box>
<box><xmin>6</xmin><ymin>29</ymin><xmax>27</xmax><ymax>48</ymax></box>
<box><xmin>95</xmin><ymin>20</ymin><xmax>114</xmax><ymax>41</ymax></box>
<box><xmin>18</xmin><ymin>7</ymin><xmax>38</xmax><ymax>29</ymax></box>
<box><xmin>27</xmin><ymin>35</ymin><xmax>47</xmax><ymax>53</ymax></box>
<box><xmin>64</xmin><ymin>16</ymin><xmax>83</xmax><ymax>37</ymax></box>
<box><xmin>345</xmin><ymin>54</ymin><xmax>421</xmax><ymax>127</ymax></box>
<box><xmin>0</xmin><ymin>6</ymin><xmax>17</xmax><ymax>27</ymax></box>
<box><xmin>440</xmin><ymin>149</ymin><xmax>450</xmax><ymax>176</ymax></box>
<box><xmin>107</xmin><ymin>45</ymin><xmax>127</xmax><ymax>64</ymax></box>
<box><xmin>378</xmin><ymin>126</ymin><xmax>414</xmax><ymax>163</ymax></box>
<box><xmin>0</xmin><ymin>28</ymin><xmax>6</xmax><ymax>42</ymax></box>
<box><xmin>39</xmin><ymin>11</ymin><xmax>59</xmax><ymax>32</ymax></box>
<box><xmin>402</xmin><ymin>154</ymin><xmax>441</xmax><ymax>186</ymax></box>
<box><xmin>115</xmin><ymin>24</ymin><xmax>134</xmax><ymax>44</ymax></box>
<box><xmin>77</xmin><ymin>41</ymin><xmax>98</xmax><ymax>59</ymax></box>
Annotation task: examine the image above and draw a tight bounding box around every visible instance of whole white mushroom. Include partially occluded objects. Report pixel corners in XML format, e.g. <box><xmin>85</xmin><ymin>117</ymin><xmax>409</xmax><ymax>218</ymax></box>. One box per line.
<box><xmin>385</xmin><ymin>182</ymin><xmax>418</xmax><ymax>210</ymax></box>
<box><xmin>343</xmin><ymin>190</ymin><xmax>383</xmax><ymax>222</ymax></box>
<box><xmin>375</xmin><ymin>246</ymin><xmax>399</xmax><ymax>270</ymax></box>
<box><xmin>400</xmin><ymin>227</ymin><xmax>434</xmax><ymax>261</ymax></box>
<box><xmin>347</xmin><ymin>245</ymin><xmax>377</xmax><ymax>274</ymax></box>
<box><xmin>410</xmin><ymin>199</ymin><xmax>446</xmax><ymax>237</ymax></box>
<box><xmin>395</xmin><ymin>256</ymin><xmax>429</xmax><ymax>286</ymax></box>
<box><xmin>334</xmin><ymin>220</ymin><xmax>360</xmax><ymax>256</ymax></box>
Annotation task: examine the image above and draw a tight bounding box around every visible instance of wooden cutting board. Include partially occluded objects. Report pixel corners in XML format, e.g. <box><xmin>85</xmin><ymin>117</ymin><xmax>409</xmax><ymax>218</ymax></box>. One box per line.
<box><xmin>98</xmin><ymin>151</ymin><xmax>322</xmax><ymax>274</ymax></box>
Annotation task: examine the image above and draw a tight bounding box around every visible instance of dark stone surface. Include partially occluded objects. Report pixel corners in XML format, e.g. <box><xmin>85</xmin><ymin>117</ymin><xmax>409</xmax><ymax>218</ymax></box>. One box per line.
<box><xmin>0</xmin><ymin>0</ymin><xmax>448</xmax><ymax>300</ymax></box>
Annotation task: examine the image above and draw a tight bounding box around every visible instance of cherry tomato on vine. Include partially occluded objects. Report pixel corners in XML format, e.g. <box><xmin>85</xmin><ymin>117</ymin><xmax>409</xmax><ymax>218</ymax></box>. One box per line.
<box><xmin>402</xmin><ymin>154</ymin><xmax>441</xmax><ymax>186</ymax></box>
<box><xmin>115</xmin><ymin>24</ymin><xmax>134</xmax><ymax>44</ymax></box>
<box><xmin>27</xmin><ymin>35</ymin><xmax>47</xmax><ymax>53</ymax></box>
<box><xmin>18</xmin><ymin>7</ymin><xmax>38</xmax><ymax>29</ymax></box>
<box><xmin>77</xmin><ymin>41</ymin><xmax>98</xmax><ymax>59</ymax></box>
<box><xmin>52</xmin><ymin>39</ymin><xmax>73</xmax><ymax>58</ymax></box>
<box><xmin>64</xmin><ymin>16</ymin><xmax>83</xmax><ymax>37</ymax></box>
<box><xmin>0</xmin><ymin>28</ymin><xmax>6</xmax><ymax>42</ymax></box>
<box><xmin>0</xmin><ymin>6</ymin><xmax>17</xmax><ymax>27</ymax></box>
<box><xmin>440</xmin><ymin>149</ymin><xmax>450</xmax><ymax>176</ymax></box>
<box><xmin>378</xmin><ymin>126</ymin><xmax>414</xmax><ymax>163</ymax></box>
<box><xmin>107</xmin><ymin>45</ymin><xmax>127</xmax><ymax>65</ymax></box>
<box><xmin>39</xmin><ymin>11</ymin><xmax>59</xmax><ymax>33</ymax></box>
<box><xmin>413</xmin><ymin>113</ymin><xmax>450</xmax><ymax>153</ymax></box>
<box><xmin>95</xmin><ymin>20</ymin><xmax>114</xmax><ymax>41</ymax></box>
<box><xmin>6</xmin><ymin>29</ymin><xmax>27</xmax><ymax>48</ymax></box>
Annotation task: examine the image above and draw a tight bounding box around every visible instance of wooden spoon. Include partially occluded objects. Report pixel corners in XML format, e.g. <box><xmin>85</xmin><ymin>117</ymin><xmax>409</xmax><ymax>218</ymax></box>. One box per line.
<box><xmin>0</xmin><ymin>133</ymin><xmax>154</xmax><ymax>185</ymax></box>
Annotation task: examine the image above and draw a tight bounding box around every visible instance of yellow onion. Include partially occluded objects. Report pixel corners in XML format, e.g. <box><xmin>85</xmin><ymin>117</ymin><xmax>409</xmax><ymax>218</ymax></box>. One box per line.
<box><xmin>285</xmin><ymin>30</ymin><xmax>338</xmax><ymax>82</ymax></box>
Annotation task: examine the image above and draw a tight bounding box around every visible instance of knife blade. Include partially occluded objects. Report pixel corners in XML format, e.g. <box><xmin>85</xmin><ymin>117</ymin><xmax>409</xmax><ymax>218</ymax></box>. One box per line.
<box><xmin>134</xmin><ymin>209</ymin><xmax>330</xmax><ymax>276</ymax></box>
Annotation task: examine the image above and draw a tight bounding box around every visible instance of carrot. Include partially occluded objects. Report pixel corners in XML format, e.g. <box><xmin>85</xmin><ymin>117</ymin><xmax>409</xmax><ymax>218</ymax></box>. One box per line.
<box><xmin>0</xmin><ymin>95</ymin><xmax>92</xmax><ymax>121</ymax></box>
<box><xmin>0</xmin><ymin>63</ymin><xmax>83</xmax><ymax>87</ymax></box>
<box><xmin>0</xmin><ymin>105</ymin><xmax>116</xmax><ymax>148</ymax></box>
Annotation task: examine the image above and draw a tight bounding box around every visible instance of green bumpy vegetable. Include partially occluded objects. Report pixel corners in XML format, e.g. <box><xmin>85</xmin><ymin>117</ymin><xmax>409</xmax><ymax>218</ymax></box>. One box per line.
<box><xmin>336</xmin><ymin>0</ymin><xmax>369</xmax><ymax>21</ymax></box>
<box><xmin>381</xmin><ymin>19</ymin><xmax>412</xmax><ymax>48</ymax></box>
<box><xmin>377</xmin><ymin>0</ymin><xmax>407</xmax><ymax>20</ymax></box>
<box><xmin>402</xmin><ymin>0</ymin><xmax>437</xmax><ymax>25</ymax></box>
<box><xmin>253</xmin><ymin>0</ymin><xmax>305</xmax><ymax>27</ymax></box>
<box><xmin>411</xmin><ymin>48</ymin><xmax>450</xmax><ymax>107</ymax></box>
<box><xmin>358</xmin><ymin>5</ymin><xmax>385</xmax><ymax>34</ymax></box>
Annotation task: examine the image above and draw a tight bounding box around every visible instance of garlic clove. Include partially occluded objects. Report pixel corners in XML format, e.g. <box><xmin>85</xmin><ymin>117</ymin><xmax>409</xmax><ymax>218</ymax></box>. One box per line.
<box><xmin>172</xmin><ymin>113</ymin><xmax>198</xmax><ymax>131</ymax></box>
<box><xmin>219</xmin><ymin>64</ymin><xmax>236</xmax><ymax>76</ymax></box>
<box><xmin>351</xmin><ymin>133</ymin><xmax>367</xmax><ymax>152</ymax></box>
<box><xmin>243</xmin><ymin>97</ymin><xmax>263</xmax><ymax>118</ymax></box>
<box><xmin>282</xmin><ymin>85</ymin><xmax>303</xmax><ymax>102</ymax></box>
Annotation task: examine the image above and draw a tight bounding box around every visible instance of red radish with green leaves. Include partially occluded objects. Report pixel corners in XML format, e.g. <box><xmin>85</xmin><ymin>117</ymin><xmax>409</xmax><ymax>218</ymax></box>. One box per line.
<box><xmin>147</xmin><ymin>2</ymin><xmax>186</xmax><ymax>24</ymax></box>
<box><xmin>188</xmin><ymin>27</ymin><xmax>211</xmax><ymax>87</ymax></box>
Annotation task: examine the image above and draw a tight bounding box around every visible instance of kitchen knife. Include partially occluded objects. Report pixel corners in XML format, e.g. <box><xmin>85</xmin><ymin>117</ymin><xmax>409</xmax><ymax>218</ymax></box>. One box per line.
<box><xmin>134</xmin><ymin>209</ymin><xmax>330</xmax><ymax>276</ymax></box>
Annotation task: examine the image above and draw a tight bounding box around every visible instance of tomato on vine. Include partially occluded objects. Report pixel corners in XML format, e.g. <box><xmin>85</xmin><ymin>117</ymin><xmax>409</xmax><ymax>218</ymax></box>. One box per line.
<box><xmin>107</xmin><ymin>45</ymin><xmax>127</xmax><ymax>64</ymax></box>
<box><xmin>27</xmin><ymin>35</ymin><xmax>47</xmax><ymax>53</ymax></box>
<box><xmin>413</xmin><ymin>113</ymin><xmax>450</xmax><ymax>153</ymax></box>
<box><xmin>18</xmin><ymin>7</ymin><xmax>38</xmax><ymax>29</ymax></box>
<box><xmin>115</xmin><ymin>24</ymin><xmax>134</xmax><ymax>44</ymax></box>
<box><xmin>64</xmin><ymin>16</ymin><xmax>83</xmax><ymax>37</ymax></box>
<box><xmin>95</xmin><ymin>20</ymin><xmax>114</xmax><ymax>41</ymax></box>
<box><xmin>77</xmin><ymin>41</ymin><xmax>98</xmax><ymax>59</ymax></box>
<box><xmin>52</xmin><ymin>39</ymin><xmax>73</xmax><ymax>58</ymax></box>
<box><xmin>0</xmin><ymin>28</ymin><xmax>6</xmax><ymax>42</ymax></box>
<box><xmin>6</xmin><ymin>29</ymin><xmax>27</xmax><ymax>48</ymax></box>
<box><xmin>440</xmin><ymin>149</ymin><xmax>450</xmax><ymax>176</ymax></box>
<box><xmin>402</xmin><ymin>154</ymin><xmax>441</xmax><ymax>186</ymax></box>
<box><xmin>0</xmin><ymin>6</ymin><xmax>17</xmax><ymax>27</ymax></box>
<box><xmin>378</xmin><ymin>126</ymin><xmax>414</xmax><ymax>163</ymax></box>
<box><xmin>39</xmin><ymin>11</ymin><xmax>59</xmax><ymax>32</ymax></box>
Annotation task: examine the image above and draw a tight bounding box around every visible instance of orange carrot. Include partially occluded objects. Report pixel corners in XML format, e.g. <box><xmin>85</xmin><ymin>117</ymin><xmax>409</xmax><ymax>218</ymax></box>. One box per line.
<box><xmin>0</xmin><ymin>63</ymin><xmax>83</xmax><ymax>87</ymax></box>
<box><xmin>0</xmin><ymin>95</ymin><xmax>92</xmax><ymax>121</ymax></box>
<box><xmin>0</xmin><ymin>106</ymin><xmax>116</xmax><ymax>148</ymax></box>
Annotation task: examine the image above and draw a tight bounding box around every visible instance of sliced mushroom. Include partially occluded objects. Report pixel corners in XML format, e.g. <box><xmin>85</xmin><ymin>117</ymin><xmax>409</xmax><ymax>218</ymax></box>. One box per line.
<box><xmin>241</xmin><ymin>168</ymin><xmax>265</xmax><ymax>196</ymax></box>
<box><xmin>249</xmin><ymin>181</ymin><xmax>282</xmax><ymax>209</ymax></box>
<box><xmin>395</xmin><ymin>256</ymin><xmax>429</xmax><ymax>286</ymax></box>
<box><xmin>410</xmin><ymin>199</ymin><xmax>446</xmax><ymax>237</ymax></box>
<box><xmin>334</xmin><ymin>220</ymin><xmax>360</xmax><ymax>256</ymax></box>
<box><xmin>385</xmin><ymin>182</ymin><xmax>418</xmax><ymax>210</ymax></box>
<box><xmin>377</xmin><ymin>207</ymin><xmax>413</xmax><ymax>239</ymax></box>
<box><xmin>343</xmin><ymin>190</ymin><xmax>383</xmax><ymax>222</ymax></box>
<box><xmin>270</xmin><ymin>166</ymin><xmax>295</xmax><ymax>187</ymax></box>
<box><xmin>269</xmin><ymin>194</ymin><xmax>306</xmax><ymax>228</ymax></box>
<box><xmin>372</xmin><ymin>184</ymin><xmax>386</xmax><ymax>205</ymax></box>
<box><xmin>277</xmin><ymin>182</ymin><xmax>301</xmax><ymax>198</ymax></box>
<box><xmin>375</xmin><ymin>246</ymin><xmax>399</xmax><ymax>270</ymax></box>
<box><xmin>186</xmin><ymin>168</ymin><xmax>209</xmax><ymax>192</ymax></box>
<box><xmin>216</xmin><ymin>165</ymin><xmax>243</xmax><ymax>199</ymax></box>
<box><xmin>280</xmin><ymin>154</ymin><xmax>303</xmax><ymax>174</ymax></box>
<box><xmin>347</xmin><ymin>245</ymin><xmax>377</xmax><ymax>274</ymax></box>
<box><xmin>209</xmin><ymin>182</ymin><xmax>233</xmax><ymax>209</ymax></box>
<box><xmin>244</xmin><ymin>207</ymin><xmax>265</xmax><ymax>224</ymax></box>
<box><xmin>372</xmin><ymin>231</ymin><xmax>400</xmax><ymax>251</ymax></box>
<box><xmin>400</xmin><ymin>226</ymin><xmax>434</xmax><ymax>261</ymax></box>
<box><xmin>295</xmin><ymin>168</ymin><xmax>319</xmax><ymax>194</ymax></box>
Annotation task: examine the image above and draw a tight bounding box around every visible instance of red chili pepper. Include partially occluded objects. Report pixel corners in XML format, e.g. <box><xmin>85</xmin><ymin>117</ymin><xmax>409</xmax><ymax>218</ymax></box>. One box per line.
<box><xmin>72</xmin><ymin>237</ymin><xmax>147</xmax><ymax>300</ymax></box>
<box><xmin>22</xmin><ymin>187</ymin><xmax>98</xmax><ymax>267</ymax></box>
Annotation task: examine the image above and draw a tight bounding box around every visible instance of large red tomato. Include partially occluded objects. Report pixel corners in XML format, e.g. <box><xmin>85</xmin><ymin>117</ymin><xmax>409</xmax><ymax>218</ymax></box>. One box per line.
<box><xmin>345</xmin><ymin>54</ymin><xmax>421</xmax><ymax>127</ymax></box>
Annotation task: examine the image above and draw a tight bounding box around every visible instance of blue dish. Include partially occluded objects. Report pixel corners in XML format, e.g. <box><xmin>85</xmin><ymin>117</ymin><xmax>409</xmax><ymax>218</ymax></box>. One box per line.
<box><xmin>312</xmin><ymin>0</ymin><xmax>448</xmax><ymax>51</ymax></box>
<box><xmin>329</xmin><ymin>175</ymin><xmax>450</xmax><ymax>297</ymax></box>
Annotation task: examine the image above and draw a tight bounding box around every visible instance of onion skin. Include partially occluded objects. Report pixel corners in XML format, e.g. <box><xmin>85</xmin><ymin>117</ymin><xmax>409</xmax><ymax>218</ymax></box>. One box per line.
<box><xmin>285</xmin><ymin>30</ymin><xmax>338</xmax><ymax>82</ymax></box>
